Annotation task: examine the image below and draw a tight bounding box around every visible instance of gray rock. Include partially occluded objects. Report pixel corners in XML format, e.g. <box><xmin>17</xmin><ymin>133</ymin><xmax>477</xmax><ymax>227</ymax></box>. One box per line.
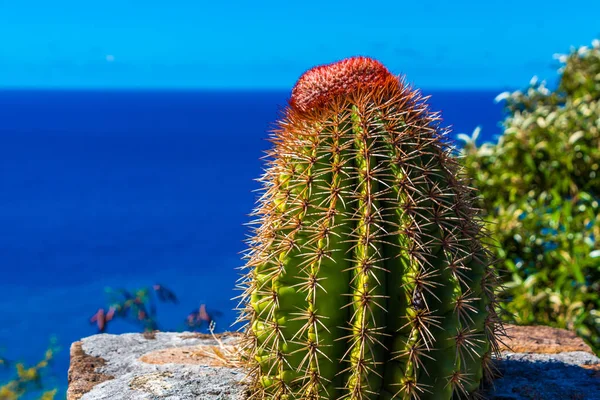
<box><xmin>68</xmin><ymin>327</ymin><xmax>600</xmax><ymax>400</ymax></box>
<box><xmin>487</xmin><ymin>351</ymin><xmax>600</xmax><ymax>399</ymax></box>
<box><xmin>68</xmin><ymin>332</ymin><xmax>247</xmax><ymax>400</ymax></box>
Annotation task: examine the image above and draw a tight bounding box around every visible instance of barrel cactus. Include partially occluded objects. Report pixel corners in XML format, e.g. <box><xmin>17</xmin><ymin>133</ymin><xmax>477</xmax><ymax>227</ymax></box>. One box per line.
<box><xmin>236</xmin><ymin>57</ymin><xmax>503</xmax><ymax>399</ymax></box>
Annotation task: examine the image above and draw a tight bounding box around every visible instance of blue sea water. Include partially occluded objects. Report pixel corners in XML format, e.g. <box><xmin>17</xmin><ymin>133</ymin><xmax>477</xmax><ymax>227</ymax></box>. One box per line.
<box><xmin>0</xmin><ymin>89</ymin><xmax>505</xmax><ymax>396</ymax></box>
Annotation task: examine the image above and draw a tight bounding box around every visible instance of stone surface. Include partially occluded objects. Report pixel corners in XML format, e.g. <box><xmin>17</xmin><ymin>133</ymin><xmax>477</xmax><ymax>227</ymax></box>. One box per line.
<box><xmin>68</xmin><ymin>325</ymin><xmax>599</xmax><ymax>400</ymax></box>
<box><xmin>500</xmin><ymin>324</ymin><xmax>595</xmax><ymax>354</ymax></box>
<box><xmin>489</xmin><ymin>351</ymin><xmax>599</xmax><ymax>399</ymax></box>
<box><xmin>68</xmin><ymin>332</ymin><xmax>246</xmax><ymax>400</ymax></box>
<box><xmin>67</xmin><ymin>341</ymin><xmax>114</xmax><ymax>400</ymax></box>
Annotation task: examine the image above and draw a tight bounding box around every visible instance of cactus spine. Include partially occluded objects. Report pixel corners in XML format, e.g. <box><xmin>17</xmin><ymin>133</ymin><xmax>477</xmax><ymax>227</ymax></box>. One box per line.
<box><xmin>236</xmin><ymin>57</ymin><xmax>503</xmax><ymax>399</ymax></box>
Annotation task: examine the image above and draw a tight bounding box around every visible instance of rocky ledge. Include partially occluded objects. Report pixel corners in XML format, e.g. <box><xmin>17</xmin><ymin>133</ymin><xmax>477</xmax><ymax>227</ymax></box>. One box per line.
<box><xmin>67</xmin><ymin>325</ymin><xmax>599</xmax><ymax>400</ymax></box>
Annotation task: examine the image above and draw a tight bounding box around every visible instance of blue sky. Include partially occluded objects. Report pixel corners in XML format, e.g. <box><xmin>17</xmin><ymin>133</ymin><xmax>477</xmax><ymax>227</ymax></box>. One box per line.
<box><xmin>0</xmin><ymin>0</ymin><xmax>599</xmax><ymax>89</ymax></box>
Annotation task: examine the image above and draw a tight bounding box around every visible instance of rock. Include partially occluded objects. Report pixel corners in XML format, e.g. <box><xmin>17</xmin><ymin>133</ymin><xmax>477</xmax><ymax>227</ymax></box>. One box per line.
<box><xmin>487</xmin><ymin>325</ymin><xmax>600</xmax><ymax>399</ymax></box>
<box><xmin>501</xmin><ymin>324</ymin><xmax>595</xmax><ymax>354</ymax></box>
<box><xmin>67</xmin><ymin>341</ymin><xmax>114</xmax><ymax>400</ymax></box>
<box><xmin>67</xmin><ymin>332</ymin><xmax>246</xmax><ymax>400</ymax></box>
<box><xmin>67</xmin><ymin>325</ymin><xmax>599</xmax><ymax>400</ymax></box>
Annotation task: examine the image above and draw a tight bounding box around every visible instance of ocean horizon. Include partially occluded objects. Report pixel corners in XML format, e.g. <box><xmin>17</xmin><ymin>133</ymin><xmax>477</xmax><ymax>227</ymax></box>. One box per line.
<box><xmin>0</xmin><ymin>89</ymin><xmax>506</xmax><ymax>397</ymax></box>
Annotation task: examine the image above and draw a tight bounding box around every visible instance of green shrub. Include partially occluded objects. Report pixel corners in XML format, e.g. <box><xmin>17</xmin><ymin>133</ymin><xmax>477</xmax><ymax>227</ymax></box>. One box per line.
<box><xmin>460</xmin><ymin>39</ymin><xmax>600</xmax><ymax>354</ymax></box>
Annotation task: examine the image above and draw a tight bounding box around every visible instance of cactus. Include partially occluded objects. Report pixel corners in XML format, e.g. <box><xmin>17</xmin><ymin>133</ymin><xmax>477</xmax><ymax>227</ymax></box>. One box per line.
<box><xmin>236</xmin><ymin>57</ymin><xmax>503</xmax><ymax>399</ymax></box>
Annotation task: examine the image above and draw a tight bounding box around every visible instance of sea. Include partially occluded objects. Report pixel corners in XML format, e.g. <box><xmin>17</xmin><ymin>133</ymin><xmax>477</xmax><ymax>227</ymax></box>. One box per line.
<box><xmin>0</xmin><ymin>89</ymin><xmax>505</xmax><ymax>397</ymax></box>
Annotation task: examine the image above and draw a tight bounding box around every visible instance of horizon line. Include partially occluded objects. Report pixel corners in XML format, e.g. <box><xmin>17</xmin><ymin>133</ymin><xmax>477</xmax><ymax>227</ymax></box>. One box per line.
<box><xmin>0</xmin><ymin>86</ymin><xmax>518</xmax><ymax>93</ymax></box>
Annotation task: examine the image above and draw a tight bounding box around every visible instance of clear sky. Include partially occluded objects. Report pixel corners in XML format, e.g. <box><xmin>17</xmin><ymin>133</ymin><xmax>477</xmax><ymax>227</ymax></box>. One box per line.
<box><xmin>0</xmin><ymin>0</ymin><xmax>599</xmax><ymax>90</ymax></box>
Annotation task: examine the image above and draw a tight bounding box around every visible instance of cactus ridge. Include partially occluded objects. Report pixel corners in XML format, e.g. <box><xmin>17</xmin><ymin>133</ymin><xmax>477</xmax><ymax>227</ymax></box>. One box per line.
<box><xmin>235</xmin><ymin>57</ymin><xmax>504</xmax><ymax>400</ymax></box>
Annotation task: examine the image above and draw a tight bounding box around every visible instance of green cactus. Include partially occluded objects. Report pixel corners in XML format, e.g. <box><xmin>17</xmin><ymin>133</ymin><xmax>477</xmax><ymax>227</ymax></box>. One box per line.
<box><xmin>236</xmin><ymin>57</ymin><xmax>503</xmax><ymax>400</ymax></box>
